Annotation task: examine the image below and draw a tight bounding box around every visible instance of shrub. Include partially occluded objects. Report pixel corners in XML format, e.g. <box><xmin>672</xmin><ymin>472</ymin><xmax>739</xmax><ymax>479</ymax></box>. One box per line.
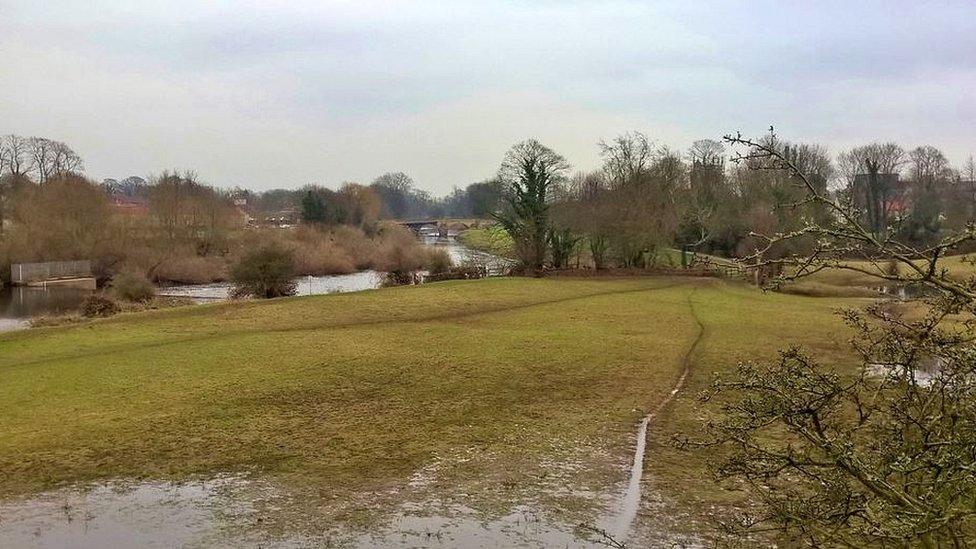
<box><xmin>330</xmin><ymin>224</ymin><xmax>377</xmax><ymax>269</ymax></box>
<box><xmin>230</xmin><ymin>245</ymin><xmax>297</xmax><ymax>299</ymax></box>
<box><xmin>81</xmin><ymin>293</ymin><xmax>120</xmax><ymax>317</ymax></box>
<box><xmin>291</xmin><ymin>238</ymin><xmax>356</xmax><ymax>275</ymax></box>
<box><xmin>371</xmin><ymin>225</ymin><xmax>429</xmax><ymax>272</ymax></box>
<box><xmin>110</xmin><ymin>271</ymin><xmax>156</xmax><ymax>302</ymax></box>
<box><xmin>383</xmin><ymin>270</ymin><xmax>420</xmax><ymax>287</ymax></box>
<box><xmin>425</xmin><ymin>264</ymin><xmax>487</xmax><ymax>282</ymax></box>
<box><xmin>153</xmin><ymin>254</ymin><xmax>227</xmax><ymax>284</ymax></box>
<box><xmin>426</xmin><ymin>248</ymin><xmax>453</xmax><ymax>274</ymax></box>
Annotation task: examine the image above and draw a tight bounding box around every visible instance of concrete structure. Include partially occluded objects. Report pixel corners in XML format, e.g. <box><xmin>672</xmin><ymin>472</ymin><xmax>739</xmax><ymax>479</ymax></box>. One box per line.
<box><xmin>11</xmin><ymin>260</ymin><xmax>96</xmax><ymax>289</ymax></box>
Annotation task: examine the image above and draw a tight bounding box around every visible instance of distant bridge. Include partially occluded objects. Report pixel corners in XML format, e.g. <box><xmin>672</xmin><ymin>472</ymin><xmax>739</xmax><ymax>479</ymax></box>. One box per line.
<box><xmin>396</xmin><ymin>219</ymin><xmax>479</xmax><ymax>234</ymax></box>
<box><xmin>398</xmin><ymin>219</ymin><xmax>440</xmax><ymax>231</ymax></box>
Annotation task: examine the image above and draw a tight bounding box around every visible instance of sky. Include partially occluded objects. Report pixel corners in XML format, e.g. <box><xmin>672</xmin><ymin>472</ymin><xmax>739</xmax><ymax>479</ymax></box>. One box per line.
<box><xmin>2</xmin><ymin>0</ymin><xmax>974</xmax><ymax>194</ymax></box>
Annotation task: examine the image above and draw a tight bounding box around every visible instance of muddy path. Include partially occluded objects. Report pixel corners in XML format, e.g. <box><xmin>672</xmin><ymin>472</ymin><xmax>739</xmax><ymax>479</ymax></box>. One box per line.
<box><xmin>609</xmin><ymin>288</ymin><xmax>705</xmax><ymax>543</ymax></box>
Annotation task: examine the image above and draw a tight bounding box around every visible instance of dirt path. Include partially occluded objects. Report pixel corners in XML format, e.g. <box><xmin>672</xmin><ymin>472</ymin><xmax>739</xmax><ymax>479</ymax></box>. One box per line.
<box><xmin>610</xmin><ymin>288</ymin><xmax>705</xmax><ymax>542</ymax></box>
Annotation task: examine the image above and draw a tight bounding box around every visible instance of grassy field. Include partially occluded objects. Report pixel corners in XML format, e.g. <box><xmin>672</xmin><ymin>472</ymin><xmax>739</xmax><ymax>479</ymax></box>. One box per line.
<box><xmin>456</xmin><ymin>226</ymin><xmax>515</xmax><ymax>258</ymax></box>
<box><xmin>0</xmin><ymin>276</ymin><xmax>864</xmax><ymax>538</ymax></box>
<box><xmin>792</xmin><ymin>253</ymin><xmax>976</xmax><ymax>294</ymax></box>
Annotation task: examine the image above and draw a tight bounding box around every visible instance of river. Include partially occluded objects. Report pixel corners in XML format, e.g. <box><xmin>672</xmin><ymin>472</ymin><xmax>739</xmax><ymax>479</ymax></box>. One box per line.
<box><xmin>0</xmin><ymin>236</ymin><xmax>509</xmax><ymax>331</ymax></box>
<box><xmin>0</xmin><ymin>285</ymin><xmax>91</xmax><ymax>331</ymax></box>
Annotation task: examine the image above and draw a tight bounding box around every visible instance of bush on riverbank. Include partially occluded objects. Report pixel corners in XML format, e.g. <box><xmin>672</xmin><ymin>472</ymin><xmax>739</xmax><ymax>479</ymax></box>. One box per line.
<box><xmin>110</xmin><ymin>271</ymin><xmax>156</xmax><ymax>302</ymax></box>
<box><xmin>81</xmin><ymin>294</ymin><xmax>121</xmax><ymax>317</ymax></box>
<box><xmin>230</xmin><ymin>245</ymin><xmax>298</xmax><ymax>299</ymax></box>
<box><xmin>425</xmin><ymin>264</ymin><xmax>487</xmax><ymax>282</ymax></box>
<box><xmin>235</xmin><ymin>224</ymin><xmax>448</xmax><ymax>281</ymax></box>
<box><xmin>152</xmin><ymin>253</ymin><xmax>228</xmax><ymax>284</ymax></box>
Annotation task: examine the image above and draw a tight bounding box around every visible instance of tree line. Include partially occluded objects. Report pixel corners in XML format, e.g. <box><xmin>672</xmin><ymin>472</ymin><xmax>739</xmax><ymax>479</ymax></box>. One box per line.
<box><xmin>491</xmin><ymin>132</ymin><xmax>976</xmax><ymax>272</ymax></box>
<box><xmin>0</xmin><ymin>136</ymin><xmax>465</xmax><ymax>287</ymax></box>
<box><xmin>2</xmin><ymin>130</ymin><xmax>973</xmax><ymax>283</ymax></box>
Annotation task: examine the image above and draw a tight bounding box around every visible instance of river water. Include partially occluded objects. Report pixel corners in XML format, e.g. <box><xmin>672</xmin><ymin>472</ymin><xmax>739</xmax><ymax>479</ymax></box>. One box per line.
<box><xmin>156</xmin><ymin>236</ymin><xmax>509</xmax><ymax>302</ymax></box>
<box><xmin>0</xmin><ymin>285</ymin><xmax>91</xmax><ymax>331</ymax></box>
<box><xmin>0</xmin><ymin>236</ymin><xmax>509</xmax><ymax>330</ymax></box>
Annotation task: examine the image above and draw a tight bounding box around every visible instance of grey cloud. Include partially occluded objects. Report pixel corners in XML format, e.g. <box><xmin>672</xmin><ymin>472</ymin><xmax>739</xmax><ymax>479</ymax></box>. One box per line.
<box><xmin>2</xmin><ymin>0</ymin><xmax>973</xmax><ymax>193</ymax></box>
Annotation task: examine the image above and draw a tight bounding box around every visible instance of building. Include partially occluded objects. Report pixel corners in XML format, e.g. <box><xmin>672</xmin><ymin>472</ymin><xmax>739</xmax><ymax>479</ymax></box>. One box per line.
<box><xmin>109</xmin><ymin>193</ymin><xmax>149</xmax><ymax>216</ymax></box>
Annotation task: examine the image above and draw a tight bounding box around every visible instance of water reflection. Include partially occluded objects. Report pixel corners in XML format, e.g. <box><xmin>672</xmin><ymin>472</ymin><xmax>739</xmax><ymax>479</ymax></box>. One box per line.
<box><xmin>0</xmin><ymin>475</ymin><xmax>291</xmax><ymax>549</ymax></box>
<box><xmin>0</xmin><ymin>286</ymin><xmax>90</xmax><ymax>330</ymax></box>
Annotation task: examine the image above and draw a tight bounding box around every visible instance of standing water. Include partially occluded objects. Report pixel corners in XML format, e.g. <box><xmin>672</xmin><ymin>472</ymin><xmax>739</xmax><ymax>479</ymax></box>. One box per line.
<box><xmin>0</xmin><ymin>285</ymin><xmax>91</xmax><ymax>331</ymax></box>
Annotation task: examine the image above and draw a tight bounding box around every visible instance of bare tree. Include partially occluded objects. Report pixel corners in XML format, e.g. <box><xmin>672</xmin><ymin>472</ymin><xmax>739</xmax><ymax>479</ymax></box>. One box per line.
<box><xmin>49</xmin><ymin>140</ymin><xmax>83</xmax><ymax>177</ymax></box>
<box><xmin>963</xmin><ymin>156</ymin><xmax>976</xmax><ymax>183</ymax></box>
<box><xmin>370</xmin><ymin>172</ymin><xmax>416</xmax><ymax>219</ymax></box>
<box><xmin>838</xmin><ymin>142</ymin><xmax>906</xmax><ymax>237</ymax></box>
<box><xmin>0</xmin><ymin>135</ymin><xmax>32</xmax><ymax>177</ymax></box>
<box><xmin>963</xmin><ymin>156</ymin><xmax>976</xmax><ymax>214</ymax></box>
<box><xmin>908</xmin><ymin>145</ymin><xmax>952</xmax><ymax>191</ymax></box>
<box><xmin>27</xmin><ymin>137</ymin><xmax>56</xmax><ymax>183</ymax></box>
<box><xmin>689</xmin><ymin>129</ymin><xmax>976</xmax><ymax>547</ymax></box>
<box><xmin>599</xmin><ymin>131</ymin><xmax>653</xmax><ymax>188</ymax></box>
<box><xmin>688</xmin><ymin>138</ymin><xmax>725</xmax><ymax>167</ymax></box>
<box><xmin>21</xmin><ymin>137</ymin><xmax>83</xmax><ymax>183</ymax></box>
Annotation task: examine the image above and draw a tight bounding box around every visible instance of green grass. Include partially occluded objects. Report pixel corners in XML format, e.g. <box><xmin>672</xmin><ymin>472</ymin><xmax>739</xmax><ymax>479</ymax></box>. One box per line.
<box><xmin>0</xmin><ymin>276</ymin><xmax>865</xmax><ymax>534</ymax></box>
<box><xmin>456</xmin><ymin>226</ymin><xmax>515</xmax><ymax>258</ymax></box>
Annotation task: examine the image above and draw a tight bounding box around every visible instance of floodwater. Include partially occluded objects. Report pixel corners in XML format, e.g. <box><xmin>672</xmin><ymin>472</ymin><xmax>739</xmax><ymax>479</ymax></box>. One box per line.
<box><xmin>350</xmin><ymin>503</ymin><xmax>593</xmax><ymax>548</ymax></box>
<box><xmin>0</xmin><ymin>481</ymin><xmax>604</xmax><ymax>548</ymax></box>
<box><xmin>0</xmin><ymin>475</ymin><xmax>286</xmax><ymax>548</ymax></box>
<box><xmin>867</xmin><ymin>355</ymin><xmax>946</xmax><ymax>387</ymax></box>
<box><xmin>0</xmin><ymin>378</ymin><xmax>701</xmax><ymax>548</ymax></box>
<box><xmin>0</xmin><ymin>285</ymin><xmax>90</xmax><ymax>331</ymax></box>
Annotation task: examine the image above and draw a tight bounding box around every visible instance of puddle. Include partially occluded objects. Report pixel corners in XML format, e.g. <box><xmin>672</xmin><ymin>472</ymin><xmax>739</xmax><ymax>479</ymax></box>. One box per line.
<box><xmin>867</xmin><ymin>356</ymin><xmax>945</xmax><ymax>387</ymax></box>
<box><xmin>350</xmin><ymin>503</ymin><xmax>593</xmax><ymax>548</ymax></box>
<box><xmin>610</xmin><ymin>415</ymin><xmax>650</xmax><ymax>539</ymax></box>
<box><xmin>0</xmin><ymin>475</ymin><xmax>301</xmax><ymax>548</ymax></box>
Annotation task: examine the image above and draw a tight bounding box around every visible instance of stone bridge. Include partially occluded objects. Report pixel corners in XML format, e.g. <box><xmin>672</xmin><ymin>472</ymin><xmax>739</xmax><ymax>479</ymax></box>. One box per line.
<box><xmin>397</xmin><ymin>219</ymin><xmax>477</xmax><ymax>235</ymax></box>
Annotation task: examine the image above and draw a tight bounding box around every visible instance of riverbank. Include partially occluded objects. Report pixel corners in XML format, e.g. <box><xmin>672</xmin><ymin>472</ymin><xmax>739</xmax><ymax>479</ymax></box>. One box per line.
<box><xmin>0</xmin><ymin>235</ymin><xmax>495</xmax><ymax>331</ymax></box>
<box><xmin>0</xmin><ymin>276</ymin><xmax>863</xmax><ymax>545</ymax></box>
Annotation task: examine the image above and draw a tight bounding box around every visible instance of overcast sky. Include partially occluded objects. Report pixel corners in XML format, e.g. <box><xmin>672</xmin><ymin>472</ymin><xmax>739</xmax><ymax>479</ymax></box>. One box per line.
<box><xmin>2</xmin><ymin>1</ymin><xmax>974</xmax><ymax>193</ymax></box>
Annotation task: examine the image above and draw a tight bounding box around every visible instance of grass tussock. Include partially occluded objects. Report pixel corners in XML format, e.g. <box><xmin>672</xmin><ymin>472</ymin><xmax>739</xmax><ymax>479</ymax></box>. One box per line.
<box><xmin>28</xmin><ymin>295</ymin><xmax>196</xmax><ymax>328</ymax></box>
